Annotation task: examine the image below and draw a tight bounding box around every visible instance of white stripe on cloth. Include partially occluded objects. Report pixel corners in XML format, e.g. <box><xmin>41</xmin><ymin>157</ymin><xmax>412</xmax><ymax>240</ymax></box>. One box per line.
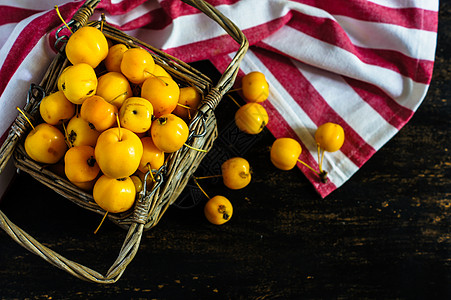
<box><xmin>0</xmin><ymin>35</ymin><xmax>55</xmax><ymax>143</ymax></box>
<box><xmin>333</xmin><ymin>15</ymin><xmax>437</xmax><ymax>61</ymax></box>
<box><xmin>0</xmin><ymin>10</ymin><xmax>48</xmax><ymax>70</ymax></box>
<box><xmin>0</xmin><ymin>23</ymin><xmax>17</xmax><ymax>50</ymax></box>
<box><xmin>367</xmin><ymin>0</ymin><xmax>439</xmax><ymax>10</ymax></box>
<box><xmin>260</xmin><ymin>26</ymin><xmax>432</xmax><ymax>111</ymax></box>
<box><xmin>0</xmin><ymin>0</ymin><xmax>68</xmax><ymax>10</ymax></box>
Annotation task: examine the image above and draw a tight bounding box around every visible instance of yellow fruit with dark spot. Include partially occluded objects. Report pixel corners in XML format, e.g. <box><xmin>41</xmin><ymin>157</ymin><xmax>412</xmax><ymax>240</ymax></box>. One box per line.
<box><xmin>59</xmin><ymin>63</ymin><xmax>98</xmax><ymax>105</ymax></box>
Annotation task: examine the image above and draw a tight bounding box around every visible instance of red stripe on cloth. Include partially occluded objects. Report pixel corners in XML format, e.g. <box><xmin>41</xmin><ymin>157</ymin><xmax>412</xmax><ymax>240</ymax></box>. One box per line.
<box><xmin>287</xmin><ymin>11</ymin><xmax>434</xmax><ymax>84</ymax></box>
<box><xmin>0</xmin><ymin>3</ymin><xmax>82</xmax><ymax>97</ymax></box>
<box><xmin>163</xmin><ymin>15</ymin><xmax>291</xmax><ymax>62</ymax></box>
<box><xmin>210</xmin><ymin>54</ymin><xmax>338</xmax><ymax>197</ymax></box>
<box><xmin>295</xmin><ymin>0</ymin><xmax>438</xmax><ymax>31</ymax></box>
<box><xmin>344</xmin><ymin>77</ymin><xmax>415</xmax><ymax>130</ymax></box>
<box><xmin>165</xmin><ymin>34</ymin><xmax>239</xmax><ymax>63</ymax></box>
<box><xmin>0</xmin><ymin>6</ymin><xmax>41</xmax><ymax>26</ymax></box>
<box><xmin>352</xmin><ymin>47</ymin><xmax>435</xmax><ymax>85</ymax></box>
<box><xmin>252</xmin><ymin>47</ymin><xmax>376</xmax><ymax>168</ymax></box>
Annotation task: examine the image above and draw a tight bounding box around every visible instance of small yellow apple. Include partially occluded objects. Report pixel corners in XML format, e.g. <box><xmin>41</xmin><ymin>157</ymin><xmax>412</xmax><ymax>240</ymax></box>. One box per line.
<box><xmin>66</xmin><ymin>115</ymin><xmax>101</xmax><ymax>147</ymax></box>
<box><xmin>120</xmin><ymin>47</ymin><xmax>155</xmax><ymax>84</ymax></box>
<box><xmin>270</xmin><ymin>138</ymin><xmax>302</xmax><ymax>171</ymax></box>
<box><xmin>64</xmin><ymin>145</ymin><xmax>100</xmax><ymax>183</ymax></box>
<box><xmin>59</xmin><ymin>63</ymin><xmax>98</xmax><ymax>105</ymax></box>
<box><xmin>65</xmin><ymin>26</ymin><xmax>109</xmax><ymax>69</ymax></box>
<box><xmin>104</xmin><ymin>43</ymin><xmax>128</xmax><ymax>73</ymax></box>
<box><xmin>151</xmin><ymin>113</ymin><xmax>188</xmax><ymax>153</ymax></box>
<box><xmin>235</xmin><ymin>102</ymin><xmax>268</xmax><ymax>134</ymax></box>
<box><xmin>141</xmin><ymin>76</ymin><xmax>180</xmax><ymax>117</ymax></box>
<box><xmin>80</xmin><ymin>95</ymin><xmax>118</xmax><ymax>132</ymax></box>
<box><xmin>93</xmin><ymin>175</ymin><xmax>136</xmax><ymax>213</ymax></box>
<box><xmin>138</xmin><ymin>136</ymin><xmax>164</xmax><ymax>173</ymax></box>
<box><xmin>39</xmin><ymin>90</ymin><xmax>75</xmax><ymax>125</ymax></box>
<box><xmin>172</xmin><ymin>86</ymin><xmax>202</xmax><ymax>122</ymax></box>
<box><xmin>96</xmin><ymin>71</ymin><xmax>133</xmax><ymax>108</ymax></box>
<box><xmin>221</xmin><ymin>157</ymin><xmax>252</xmax><ymax>190</ymax></box>
<box><xmin>94</xmin><ymin>127</ymin><xmax>143</xmax><ymax>179</ymax></box>
<box><xmin>24</xmin><ymin>123</ymin><xmax>67</xmax><ymax>164</ymax></box>
<box><xmin>152</xmin><ymin>64</ymin><xmax>171</xmax><ymax>78</ymax></box>
<box><xmin>119</xmin><ymin>97</ymin><xmax>154</xmax><ymax>133</ymax></box>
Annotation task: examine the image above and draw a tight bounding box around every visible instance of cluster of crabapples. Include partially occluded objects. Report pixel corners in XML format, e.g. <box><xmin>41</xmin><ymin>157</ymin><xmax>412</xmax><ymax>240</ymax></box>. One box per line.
<box><xmin>235</xmin><ymin>71</ymin><xmax>345</xmax><ymax>180</ymax></box>
<box><xmin>270</xmin><ymin>123</ymin><xmax>345</xmax><ymax>182</ymax></box>
<box><xmin>233</xmin><ymin>71</ymin><xmax>270</xmax><ymax>135</ymax></box>
<box><xmin>23</xmin><ymin>24</ymin><xmax>204</xmax><ymax>217</ymax></box>
<box><xmin>232</xmin><ymin>70</ymin><xmax>345</xmax><ymax>190</ymax></box>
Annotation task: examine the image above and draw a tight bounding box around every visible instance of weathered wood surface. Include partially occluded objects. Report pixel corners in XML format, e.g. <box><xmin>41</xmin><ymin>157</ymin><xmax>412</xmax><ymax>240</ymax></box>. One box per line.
<box><xmin>0</xmin><ymin>4</ymin><xmax>450</xmax><ymax>299</ymax></box>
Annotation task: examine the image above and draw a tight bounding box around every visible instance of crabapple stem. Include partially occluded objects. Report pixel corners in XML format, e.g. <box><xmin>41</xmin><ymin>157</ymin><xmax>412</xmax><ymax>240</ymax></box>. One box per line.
<box><xmin>297</xmin><ymin>159</ymin><xmax>320</xmax><ymax>175</ymax></box>
<box><xmin>110</xmin><ymin>91</ymin><xmax>128</xmax><ymax>103</ymax></box>
<box><xmin>228</xmin><ymin>87</ymin><xmax>242</xmax><ymax>93</ymax></box>
<box><xmin>54</xmin><ymin>5</ymin><xmax>73</xmax><ymax>34</ymax></box>
<box><xmin>176</xmin><ymin>103</ymin><xmax>194</xmax><ymax>119</ymax></box>
<box><xmin>317</xmin><ymin>143</ymin><xmax>325</xmax><ymax>173</ymax></box>
<box><xmin>148</xmin><ymin>73</ymin><xmax>169</xmax><ymax>86</ymax></box>
<box><xmin>147</xmin><ymin>164</ymin><xmax>156</xmax><ymax>183</ymax></box>
<box><xmin>177</xmin><ymin>103</ymin><xmax>191</xmax><ymax>110</ymax></box>
<box><xmin>94</xmin><ymin>211</ymin><xmax>108</xmax><ymax>234</ymax></box>
<box><xmin>184</xmin><ymin>143</ymin><xmax>208</xmax><ymax>152</ymax></box>
<box><xmin>193</xmin><ymin>175</ymin><xmax>222</xmax><ymax>180</ymax></box>
<box><xmin>316</xmin><ymin>144</ymin><xmax>329</xmax><ymax>183</ymax></box>
<box><xmin>316</xmin><ymin>144</ymin><xmax>322</xmax><ymax>172</ymax></box>
<box><xmin>227</xmin><ymin>94</ymin><xmax>241</xmax><ymax>108</ymax></box>
<box><xmin>193</xmin><ymin>177</ymin><xmax>210</xmax><ymax>199</ymax></box>
<box><xmin>16</xmin><ymin>107</ymin><xmax>35</xmax><ymax>131</ymax></box>
<box><xmin>115</xmin><ymin>113</ymin><xmax>122</xmax><ymax>141</ymax></box>
<box><xmin>61</xmin><ymin>122</ymin><xmax>72</xmax><ymax>148</ymax></box>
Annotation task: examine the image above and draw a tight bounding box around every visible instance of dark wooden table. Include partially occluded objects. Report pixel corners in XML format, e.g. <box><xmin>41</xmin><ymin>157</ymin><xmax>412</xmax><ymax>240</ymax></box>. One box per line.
<box><xmin>1</xmin><ymin>4</ymin><xmax>450</xmax><ymax>300</ymax></box>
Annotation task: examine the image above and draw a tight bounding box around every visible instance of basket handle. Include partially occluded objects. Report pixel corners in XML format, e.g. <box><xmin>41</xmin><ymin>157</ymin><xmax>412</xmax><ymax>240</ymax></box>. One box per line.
<box><xmin>0</xmin><ymin>0</ymin><xmax>248</xmax><ymax>283</ymax></box>
<box><xmin>181</xmin><ymin>0</ymin><xmax>249</xmax><ymax>112</ymax></box>
<box><xmin>0</xmin><ymin>212</ymin><xmax>142</xmax><ymax>283</ymax></box>
<box><xmin>70</xmin><ymin>0</ymin><xmax>101</xmax><ymax>30</ymax></box>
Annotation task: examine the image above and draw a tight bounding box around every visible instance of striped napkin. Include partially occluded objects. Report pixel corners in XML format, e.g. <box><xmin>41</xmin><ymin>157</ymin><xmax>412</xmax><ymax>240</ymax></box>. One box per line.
<box><xmin>0</xmin><ymin>0</ymin><xmax>438</xmax><ymax>198</ymax></box>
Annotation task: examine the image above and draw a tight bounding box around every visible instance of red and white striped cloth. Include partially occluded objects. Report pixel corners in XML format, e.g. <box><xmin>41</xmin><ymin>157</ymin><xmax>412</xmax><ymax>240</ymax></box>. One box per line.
<box><xmin>0</xmin><ymin>0</ymin><xmax>438</xmax><ymax>198</ymax></box>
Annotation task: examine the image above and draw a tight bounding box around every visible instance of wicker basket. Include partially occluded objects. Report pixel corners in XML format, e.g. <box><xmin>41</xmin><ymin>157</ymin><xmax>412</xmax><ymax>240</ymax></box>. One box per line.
<box><xmin>0</xmin><ymin>0</ymin><xmax>248</xmax><ymax>283</ymax></box>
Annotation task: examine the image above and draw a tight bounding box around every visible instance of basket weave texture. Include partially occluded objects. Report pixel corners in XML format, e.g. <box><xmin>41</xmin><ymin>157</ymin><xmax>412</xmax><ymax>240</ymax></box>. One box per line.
<box><xmin>0</xmin><ymin>0</ymin><xmax>248</xmax><ymax>283</ymax></box>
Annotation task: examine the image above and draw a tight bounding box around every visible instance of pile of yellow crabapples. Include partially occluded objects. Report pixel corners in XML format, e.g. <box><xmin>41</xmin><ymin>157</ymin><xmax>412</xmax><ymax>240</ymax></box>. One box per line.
<box><xmin>196</xmin><ymin>70</ymin><xmax>345</xmax><ymax>225</ymax></box>
<box><xmin>20</xmin><ymin>9</ymin><xmax>344</xmax><ymax>228</ymax></box>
